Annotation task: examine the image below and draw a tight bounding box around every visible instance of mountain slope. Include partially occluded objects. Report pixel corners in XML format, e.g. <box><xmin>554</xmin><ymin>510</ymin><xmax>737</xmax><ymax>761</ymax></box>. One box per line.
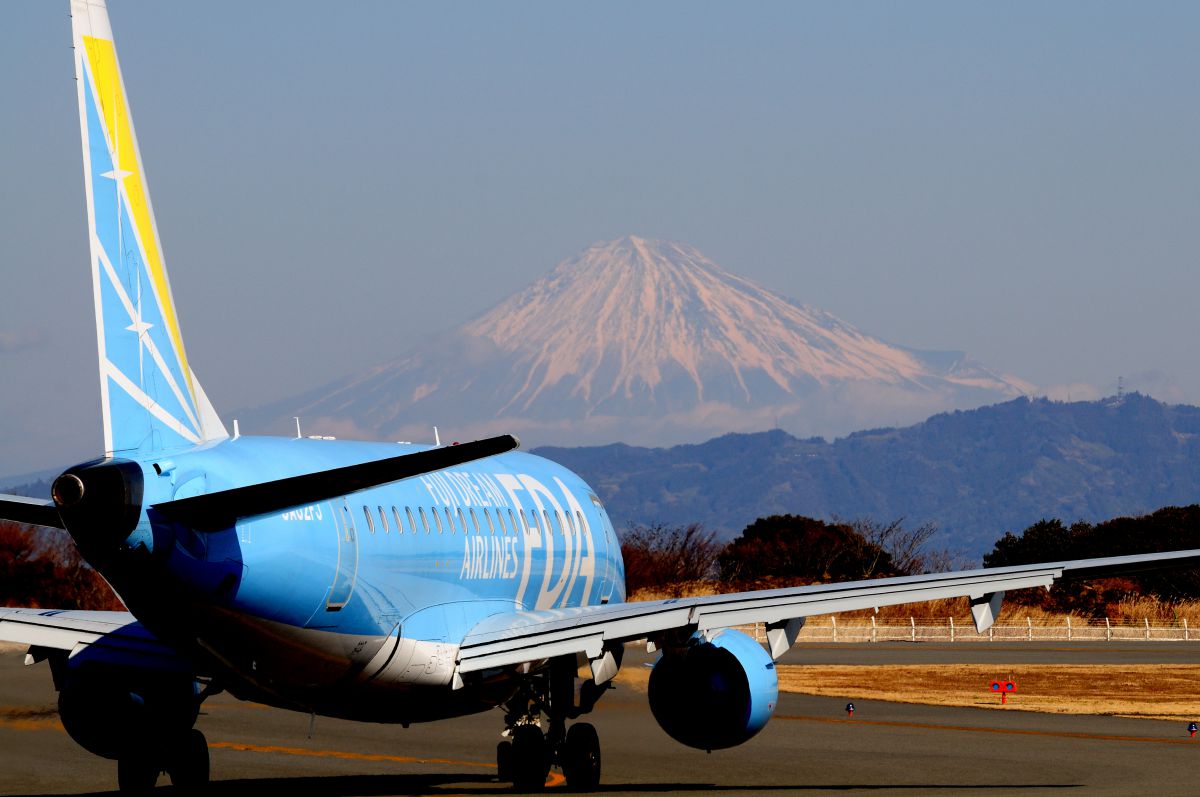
<box><xmin>535</xmin><ymin>394</ymin><xmax>1200</xmax><ymax>556</ymax></box>
<box><xmin>249</xmin><ymin>236</ymin><xmax>1032</xmax><ymax>446</ymax></box>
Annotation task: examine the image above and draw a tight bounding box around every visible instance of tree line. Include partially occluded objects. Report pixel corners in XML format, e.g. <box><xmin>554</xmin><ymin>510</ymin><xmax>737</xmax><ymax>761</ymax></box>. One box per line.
<box><xmin>620</xmin><ymin>515</ymin><xmax>948</xmax><ymax>596</ymax></box>
<box><xmin>621</xmin><ymin>505</ymin><xmax>1200</xmax><ymax>616</ymax></box>
<box><xmin>983</xmin><ymin>505</ymin><xmax>1200</xmax><ymax>615</ymax></box>
<box><xmin>2</xmin><ymin>504</ymin><xmax>1198</xmax><ymax>614</ymax></box>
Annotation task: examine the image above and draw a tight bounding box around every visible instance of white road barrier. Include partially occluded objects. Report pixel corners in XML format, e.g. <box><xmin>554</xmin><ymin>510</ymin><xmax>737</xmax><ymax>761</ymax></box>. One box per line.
<box><xmin>736</xmin><ymin>616</ymin><xmax>1194</xmax><ymax>643</ymax></box>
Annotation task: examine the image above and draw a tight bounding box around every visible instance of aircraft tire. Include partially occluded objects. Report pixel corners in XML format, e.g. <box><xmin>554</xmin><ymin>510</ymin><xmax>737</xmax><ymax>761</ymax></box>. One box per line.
<box><xmin>497</xmin><ymin>740</ymin><xmax>513</xmax><ymax>782</ymax></box>
<box><xmin>167</xmin><ymin>729</ymin><xmax>210</xmax><ymax>794</ymax></box>
<box><xmin>562</xmin><ymin>722</ymin><xmax>601</xmax><ymax>791</ymax></box>
<box><xmin>509</xmin><ymin>724</ymin><xmax>549</xmax><ymax>791</ymax></box>
<box><xmin>116</xmin><ymin>754</ymin><xmax>159</xmax><ymax>795</ymax></box>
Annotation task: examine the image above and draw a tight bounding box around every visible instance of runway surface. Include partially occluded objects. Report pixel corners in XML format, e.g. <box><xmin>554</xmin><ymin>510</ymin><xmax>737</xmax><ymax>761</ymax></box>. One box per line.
<box><xmin>1</xmin><ymin>643</ymin><xmax>1198</xmax><ymax>796</ymax></box>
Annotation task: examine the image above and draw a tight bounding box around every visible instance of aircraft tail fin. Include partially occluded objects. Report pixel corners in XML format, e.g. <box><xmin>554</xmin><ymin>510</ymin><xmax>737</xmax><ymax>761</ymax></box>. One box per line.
<box><xmin>71</xmin><ymin>0</ymin><xmax>228</xmax><ymax>456</ymax></box>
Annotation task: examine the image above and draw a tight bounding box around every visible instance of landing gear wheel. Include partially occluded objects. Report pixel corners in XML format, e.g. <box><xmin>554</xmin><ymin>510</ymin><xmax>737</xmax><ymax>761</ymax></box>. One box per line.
<box><xmin>116</xmin><ymin>754</ymin><xmax>159</xmax><ymax>795</ymax></box>
<box><xmin>497</xmin><ymin>740</ymin><xmax>513</xmax><ymax>783</ymax></box>
<box><xmin>562</xmin><ymin>722</ymin><xmax>601</xmax><ymax>791</ymax></box>
<box><xmin>167</xmin><ymin>728</ymin><xmax>210</xmax><ymax>794</ymax></box>
<box><xmin>509</xmin><ymin>724</ymin><xmax>549</xmax><ymax>791</ymax></box>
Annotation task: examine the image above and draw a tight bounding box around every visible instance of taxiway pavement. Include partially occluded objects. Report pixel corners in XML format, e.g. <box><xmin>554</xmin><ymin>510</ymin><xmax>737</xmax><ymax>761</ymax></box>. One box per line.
<box><xmin>1</xmin><ymin>643</ymin><xmax>1197</xmax><ymax>796</ymax></box>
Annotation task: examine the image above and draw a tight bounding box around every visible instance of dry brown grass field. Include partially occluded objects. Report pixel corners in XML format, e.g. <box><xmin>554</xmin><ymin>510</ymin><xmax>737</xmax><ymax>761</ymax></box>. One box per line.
<box><xmin>774</xmin><ymin>664</ymin><xmax>1200</xmax><ymax>721</ymax></box>
<box><xmin>619</xmin><ymin>588</ymin><xmax>1200</xmax><ymax>720</ymax></box>
<box><xmin>614</xmin><ymin>662</ymin><xmax>1200</xmax><ymax>721</ymax></box>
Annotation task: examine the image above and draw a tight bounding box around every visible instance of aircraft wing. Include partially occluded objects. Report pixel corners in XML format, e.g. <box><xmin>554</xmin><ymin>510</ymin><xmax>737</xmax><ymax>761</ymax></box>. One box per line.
<box><xmin>456</xmin><ymin>548</ymin><xmax>1200</xmax><ymax>676</ymax></box>
<box><xmin>0</xmin><ymin>494</ymin><xmax>64</xmax><ymax>529</ymax></box>
<box><xmin>0</xmin><ymin>608</ymin><xmax>194</xmax><ymax>673</ymax></box>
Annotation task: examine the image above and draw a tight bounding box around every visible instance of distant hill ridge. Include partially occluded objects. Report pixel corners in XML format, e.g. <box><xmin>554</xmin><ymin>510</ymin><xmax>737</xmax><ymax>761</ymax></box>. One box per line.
<box><xmin>534</xmin><ymin>393</ymin><xmax>1200</xmax><ymax>556</ymax></box>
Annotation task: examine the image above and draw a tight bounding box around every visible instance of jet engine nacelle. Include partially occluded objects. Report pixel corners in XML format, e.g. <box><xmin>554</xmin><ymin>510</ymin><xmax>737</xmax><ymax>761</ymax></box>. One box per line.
<box><xmin>647</xmin><ymin>628</ymin><xmax>779</xmax><ymax>750</ymax></box>
<box><xmin>57</xmin><ymin>667</ymin><xmax>199</xmax><ymax>760</ymax></box>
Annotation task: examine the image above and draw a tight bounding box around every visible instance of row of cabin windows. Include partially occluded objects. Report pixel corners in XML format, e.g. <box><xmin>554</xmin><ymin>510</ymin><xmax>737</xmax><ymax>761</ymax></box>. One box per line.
<box><xmin>359</xmin><ymin>503</ymin><xmax>588</xmax><ymax>538</ymax></box>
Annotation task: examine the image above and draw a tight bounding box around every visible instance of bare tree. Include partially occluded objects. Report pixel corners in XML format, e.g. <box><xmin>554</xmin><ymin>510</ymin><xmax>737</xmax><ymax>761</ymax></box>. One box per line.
<box><xmin>0</xmin><ymin>521</ymin><xmax>123</xmax><ymax>610</ymax></box>
<box><xmin>619</xmin><ymin>522</ymin><xmax>722</xmax><ymax>596</ymax></box>
<box><xmin>845</xmin><ymin>517</ymin><xmax>951</xmax><ymax>575</ymax></box>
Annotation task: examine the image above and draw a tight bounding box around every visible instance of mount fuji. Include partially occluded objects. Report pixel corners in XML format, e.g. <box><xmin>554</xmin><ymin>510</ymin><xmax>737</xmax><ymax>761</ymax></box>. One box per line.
<box><xmin>248</xmin><ymin>237</ymin><xmax>1034</xmax><ymax>446</ymax></box>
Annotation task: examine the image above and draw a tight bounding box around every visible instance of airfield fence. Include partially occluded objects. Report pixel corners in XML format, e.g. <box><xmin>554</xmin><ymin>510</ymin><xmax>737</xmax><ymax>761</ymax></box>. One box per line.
<box><xmin>738</xmin><ymin>616</ymin><xmax>1199</xmax><ymax>643</ymax></box>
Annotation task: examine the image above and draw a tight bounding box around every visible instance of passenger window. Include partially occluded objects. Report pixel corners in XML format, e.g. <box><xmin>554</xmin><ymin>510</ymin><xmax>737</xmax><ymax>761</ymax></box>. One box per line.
<box><xmin>484</xmin><ymin>508</ymin><xmax>494</xmax><ymax>535</ymax></box>
<box><xmin>522</xmin><ymin>508</ymin><xmax>535</xmax><ymax>533</ymax></box>
<box><xmin>434</xmin><ymin>508</ymin><xmax>444</xmax><ymax>534</ymax></box>
<box><xmin>406</xmin><ymin>506</ymin><xmax>417</xmax><ymax>534</ymax></box>
<box><xmin>419</xmin><ymin>506</ymin><xmax>430</xmax><ymax>534</ymax></box>
<box><xmin>555</xmin><ymin>509</ymin><xmax>564</xmax><ymax>535</ymax></box>
<box><xmin>508</xmin><ymin>508</ymin><xmax>518</xmax><ymax>535</ymax></box>
<box><xmin>576</xmin><ymin>510</ymin><xmax>586</xmax><ymax>532</ymax></box>
<box><xmin>378</xmin><ymin>506</ymin><xmax>389</xmax><ymax>534</ymax></box>
<box><xmin>469</xmin><ymin>508</ymin><xmax>481</xmax><ymax>534</ymax></box>
<box><xmin>543</xmin><ymin>509</ymin><xmax>554</xmax><ymax>535</ymax></box>
<box><xmin>457</xmin><ymin>507</ymin><xmax>468</xmax><ymax>535</ymax></box>
<box><xmin>363</xmin><ymin>506</ymin><xmax>375</xmax><ymax>534</ymax></box>
<box><xmin>392</xmin><ymin>506</ymin><xmax>403</xmax><ymax>534</ymax></box>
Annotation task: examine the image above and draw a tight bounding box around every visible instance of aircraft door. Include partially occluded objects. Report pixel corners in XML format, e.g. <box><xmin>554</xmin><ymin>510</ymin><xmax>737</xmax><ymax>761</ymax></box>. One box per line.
<box><xmin>599</xmin><ymin>512</ymin><xmax>618</xmax><ymax>603</ymax></box>
<box><xmin>591</xmin><ymin>497</ymin><xmax>618</xmax><ymax>603</ymax></box>
<box><xmin>327</xmin><ymin>499</ymin><xmax>359</xmax><ymax>610</ymax></box>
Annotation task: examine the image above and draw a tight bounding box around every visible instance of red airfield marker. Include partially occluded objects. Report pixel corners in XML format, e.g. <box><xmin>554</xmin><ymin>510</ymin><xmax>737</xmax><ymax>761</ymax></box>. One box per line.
<box><xmin>989</xmin><ymin>679</ymin><xmax>1017</xmax><ymax>705</ymax></box>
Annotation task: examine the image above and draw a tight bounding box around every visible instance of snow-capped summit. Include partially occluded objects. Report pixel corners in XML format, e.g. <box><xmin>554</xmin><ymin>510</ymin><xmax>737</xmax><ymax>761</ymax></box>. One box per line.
<box><xmin>252</xmin><ymin>237</ymin><xmax>1034</xmax><ymax>446</ymax></box>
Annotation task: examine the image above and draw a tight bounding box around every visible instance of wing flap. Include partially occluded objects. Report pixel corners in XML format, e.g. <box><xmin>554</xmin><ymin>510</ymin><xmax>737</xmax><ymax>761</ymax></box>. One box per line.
<box><xmin>455</xmin><ymin>548</ymin><xmax>1200</xmax><ymax>674</ymax></box>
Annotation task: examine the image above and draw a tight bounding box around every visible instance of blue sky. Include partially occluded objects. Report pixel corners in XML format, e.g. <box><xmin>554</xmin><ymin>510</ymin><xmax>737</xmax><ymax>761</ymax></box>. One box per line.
<box><xmin>2</xmin><ymin>1</ymin><xmax>1198</xmax><ymax>477</ymax></box>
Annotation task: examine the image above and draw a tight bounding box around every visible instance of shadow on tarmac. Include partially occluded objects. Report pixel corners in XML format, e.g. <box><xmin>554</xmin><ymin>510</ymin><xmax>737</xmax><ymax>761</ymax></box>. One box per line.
<box><xmin>2</xmin><ymin>773</ymin><xmax>1084</xmax><ymax>797</ymax></box>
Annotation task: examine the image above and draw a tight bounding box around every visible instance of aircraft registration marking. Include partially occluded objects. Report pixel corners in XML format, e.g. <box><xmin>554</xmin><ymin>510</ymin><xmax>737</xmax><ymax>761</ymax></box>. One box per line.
<box><xmin>280</xmin><ymin>504</ymin><xmax>324</xmax><ymax>522</ymax></box>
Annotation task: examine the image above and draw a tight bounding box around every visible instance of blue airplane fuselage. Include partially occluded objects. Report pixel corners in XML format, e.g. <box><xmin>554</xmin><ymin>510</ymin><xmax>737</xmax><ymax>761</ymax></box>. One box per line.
<box><xmin>97</xmin><ymin>436</ymin><xmax>626</xmax><ymax>722</ymax></box>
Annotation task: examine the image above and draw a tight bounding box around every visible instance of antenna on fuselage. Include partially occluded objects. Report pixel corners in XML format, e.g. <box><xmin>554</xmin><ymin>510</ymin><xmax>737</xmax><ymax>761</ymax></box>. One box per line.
<box><xmin>294</xmin><ymin>417</ymin><xmax>302</xmax><ymax>439</ymax></box>
<box><xmin>433</xmin><ymin>426</ymin><xmax>441</xmax><ymax>447</ymax></box>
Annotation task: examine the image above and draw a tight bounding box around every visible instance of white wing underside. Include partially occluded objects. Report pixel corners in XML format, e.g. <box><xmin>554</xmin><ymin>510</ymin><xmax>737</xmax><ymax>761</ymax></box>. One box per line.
<box><xmin>0</xmin><ymin>608</ymin><xmax>190</xmax><ymax>672</ymax></box>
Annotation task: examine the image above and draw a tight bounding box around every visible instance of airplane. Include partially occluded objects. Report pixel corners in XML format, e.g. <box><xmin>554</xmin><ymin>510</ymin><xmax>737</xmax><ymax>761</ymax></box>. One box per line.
<box><xmin>2</xmin><ymin>1</ymin><xmax>1199</xmax><ymax>793</ymax></box>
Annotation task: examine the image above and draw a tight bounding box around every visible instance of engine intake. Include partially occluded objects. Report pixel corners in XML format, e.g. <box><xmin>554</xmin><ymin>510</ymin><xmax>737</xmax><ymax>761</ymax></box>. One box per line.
<box><xmin>647</xmin><ymin>628</ymin><xmax>779</xmax><ymax>750</ymax></box>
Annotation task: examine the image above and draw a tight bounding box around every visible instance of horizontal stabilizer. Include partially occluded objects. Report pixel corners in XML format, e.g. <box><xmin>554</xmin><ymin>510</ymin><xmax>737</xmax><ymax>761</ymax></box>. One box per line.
<box><xmin>152</xmin><ymin>434</ymin><xmax>520</xmax><ymax>531</ymax></box>
<box><xmin>0</xmin><ymin>494</ymin><xmax>65</xmax><ymax>530</ymax></box>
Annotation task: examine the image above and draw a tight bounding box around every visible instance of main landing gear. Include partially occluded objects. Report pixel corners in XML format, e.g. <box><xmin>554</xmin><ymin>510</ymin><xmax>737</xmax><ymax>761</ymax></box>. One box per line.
<box><xmin>497</xmin><ymin>656</ymin><xmax>611</xmax><ymax>791</ymax></box>
<box><xmin>114</xmin><ymin>679</ymin><xmax>221</xmax><ymax>795</ymax></box>
<box><xmin>117</xmin><ymin>728</ymin><xmax>210</xmax><ymax>795</ymax></box>
<box><xmin>497</xmin><ymin>720</ymin><xmax>601</xmax><ymax>791</ymax></box>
